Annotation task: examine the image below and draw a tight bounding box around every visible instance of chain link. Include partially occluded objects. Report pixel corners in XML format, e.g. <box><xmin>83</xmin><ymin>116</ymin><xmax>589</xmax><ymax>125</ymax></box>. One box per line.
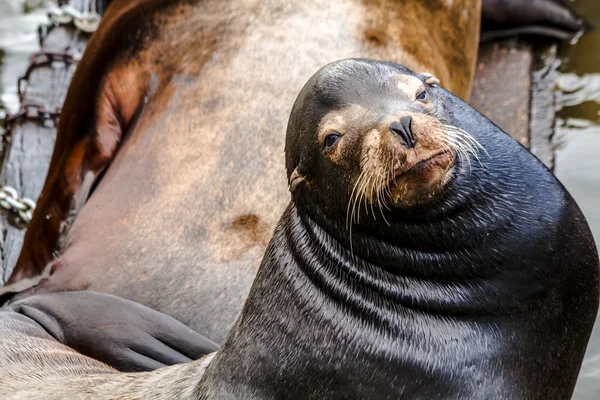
<box><xmin>3</xmin><ymin>103</ymin><xmax>61</xmax><ymax>133</ymax></box>
<box><xmin>2</xmin><ymin>104</ymin><xmax>61</xmax><ymax>197</ymax></box>
<box><xmin>0</xmin><ymin>186</ymin><xmax>36</xmax><ymax>224</ymax></box>
<box><xmin>47</xmin><ymin>3</ymin><xmax>101</xmax><ymax>33</ymax></box>
<box><xmin>17</xmin><ymin>52</ymin><xmax>80</xmax><ymax>102</ymax></box>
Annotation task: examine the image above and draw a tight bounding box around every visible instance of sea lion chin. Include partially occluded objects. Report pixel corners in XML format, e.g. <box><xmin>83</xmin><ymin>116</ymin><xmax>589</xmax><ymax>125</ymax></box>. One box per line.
<box><xmin>389</xmin><ymin>150</ymin><xmax>455</xmax><ymax>207</ymax></box>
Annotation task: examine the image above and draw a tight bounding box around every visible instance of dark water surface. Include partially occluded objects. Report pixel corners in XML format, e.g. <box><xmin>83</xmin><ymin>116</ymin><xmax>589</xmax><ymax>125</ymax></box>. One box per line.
<box><xmin>0</xmin><ymin>0</ymin><xmax>600</xmax><ymax>397</ymax></box>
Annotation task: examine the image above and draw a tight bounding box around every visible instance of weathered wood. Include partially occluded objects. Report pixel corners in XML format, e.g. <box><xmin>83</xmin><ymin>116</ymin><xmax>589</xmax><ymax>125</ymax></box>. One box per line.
<box><xmin>530</xmin><ymin>44</ymin><xmax>559</xmax><ymax>170</ymax></box>
<box><xmin>470</xmin><ymin>39</ymin><xmax>559</xmax><ymax>171</ymax></box>
<box><xmin>471</xmin><ymin>39</ymin><xmax>532</xmax><ymax>148</ymax></box>
<box><xmin>0</xmin><ymin>25</ymin><xmax>88</xmax><ymax>284</ymax></box>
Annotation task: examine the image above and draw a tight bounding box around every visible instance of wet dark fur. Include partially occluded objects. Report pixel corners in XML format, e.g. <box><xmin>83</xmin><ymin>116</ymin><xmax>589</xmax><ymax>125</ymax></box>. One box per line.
<box><xmin>200</xmin><ymin>60</ymin><xmax>600</xmax><ymax>399</ymax></box>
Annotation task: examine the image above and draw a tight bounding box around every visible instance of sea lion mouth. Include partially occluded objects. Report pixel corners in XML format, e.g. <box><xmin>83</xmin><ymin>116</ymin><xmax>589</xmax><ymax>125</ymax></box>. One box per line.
<box><xmin>385</xmin><ymin>149</ymin><xmax>455</xmax><ymax>206</ymax></box>
<box><xmin>391</xmin><ymin>150</ymin><xmax>454</xmax><ymax>185</ymax></box>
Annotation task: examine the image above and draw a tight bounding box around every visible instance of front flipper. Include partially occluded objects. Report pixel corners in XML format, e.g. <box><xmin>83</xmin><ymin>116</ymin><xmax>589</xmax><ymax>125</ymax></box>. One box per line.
<box><xmin>481</xmin><ymin>0</ymin><xmax>591</xmax><ymax>43</ymax></box>
<box><xmin>7</xmin><ymin>291</ymin><xmax>219</xmax><ymax>372</ymax></box>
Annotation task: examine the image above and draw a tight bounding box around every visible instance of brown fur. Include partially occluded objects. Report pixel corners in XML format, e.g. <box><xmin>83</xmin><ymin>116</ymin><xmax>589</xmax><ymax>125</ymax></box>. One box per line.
<box><xmin>0</xmin><ymin>305</ymin><xmax>216</xmax><ymax>399</ymax></box>
<box><xmin>5</xmin><ymin>0</ymin><xmax>480</xmax><ymax>345</ymax></box>
<box><xmin>0</xmin><ymin>1</ymin><xmax>484</xmax><ymax>395</ymax></box>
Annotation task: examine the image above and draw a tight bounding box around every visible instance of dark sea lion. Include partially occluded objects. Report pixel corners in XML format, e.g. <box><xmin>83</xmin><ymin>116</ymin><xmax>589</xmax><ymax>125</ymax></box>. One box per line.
<box><xmin>1</xmin><ymin>59</ymin><xmax>597</xmax><ymax>399</ymax></box>
<box><xmin>3</xmin><ymin>0</ymin><xmax>482</xmax><ymax>344</ymax></box>
<box><xmin>200</xmin><ymin>58</ymin><xmax>600</xmax><ymax>399</ymax></box>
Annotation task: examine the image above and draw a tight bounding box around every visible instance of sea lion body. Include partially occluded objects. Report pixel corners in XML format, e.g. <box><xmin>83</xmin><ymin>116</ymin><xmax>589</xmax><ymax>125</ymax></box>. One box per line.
<box><xmin>5</xmin><ymin>0</ymin><xmax>481</xmax><ymax>343</ymax></box>
<box><xmin>198</xmin><ymin>59</ymin><xmax>600</xmax><ymax>399</ymax></box>
<box><xmin>1</xmin><ymin>60</ymin><xmax>597</xmax><ymax>399</ymax></box>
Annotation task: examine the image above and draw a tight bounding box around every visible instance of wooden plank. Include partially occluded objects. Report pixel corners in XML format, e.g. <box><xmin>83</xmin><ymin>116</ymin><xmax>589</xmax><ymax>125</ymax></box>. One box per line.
<box><xmin>469</xmin><ymin>39</ymin><xmax>559</xmax><ymax>171</ymax></box>
<box><xmin>471</xmin><ymin>39</ymin><xmax>532</xmax><ymax>148</ymax></box>
<box><xmin>0</xmin><ymin>25</ymin><xmax>88</xmax><ymax>284</ymax></box>
<box><xmin>530</xmin><ymin>44</ymin><xmax>559</xmax><ymax>170</ymax></box>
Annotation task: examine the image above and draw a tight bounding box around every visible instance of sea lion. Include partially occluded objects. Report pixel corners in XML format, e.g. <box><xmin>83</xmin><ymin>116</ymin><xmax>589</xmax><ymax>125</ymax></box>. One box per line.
<box><xmin>1</xmin><ymin>59</ymin><xmax>597</xmax><ymax>399</ymax></box>
<box><xmin>2</xmin><ymin>0</ymin><xmax>483</xmax><ymax>344</ymax></box>
<box><xmin>200</xmin><ymin>58</ymin><xmax>600</xmax><ymax>399</ymax></box>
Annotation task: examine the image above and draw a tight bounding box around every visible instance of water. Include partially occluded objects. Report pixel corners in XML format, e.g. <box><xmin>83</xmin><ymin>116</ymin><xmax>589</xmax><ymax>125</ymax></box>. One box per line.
<box><xmin>555</xmin><ymin>0</ymin><xmax>600</xmax><ymax>397</ymax></box>
<box><xmin>0</xmin><ymin>0</ymin><xmax>600</xmax><ymax>397</ymax></box>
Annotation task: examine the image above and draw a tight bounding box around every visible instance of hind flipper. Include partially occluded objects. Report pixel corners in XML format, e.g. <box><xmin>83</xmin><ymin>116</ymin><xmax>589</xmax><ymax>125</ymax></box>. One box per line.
<box><xmin>481</xmin><ymin>0</ymin><xmax>591</xmax><ymax>42</ymax></box>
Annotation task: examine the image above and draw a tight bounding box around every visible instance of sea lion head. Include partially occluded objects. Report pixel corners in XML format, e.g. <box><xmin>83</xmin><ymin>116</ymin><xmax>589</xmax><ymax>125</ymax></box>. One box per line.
<box><xmin>285</xmin><ymin>59</ymin><xmax>482</xmax><ymax>224</ymax></box>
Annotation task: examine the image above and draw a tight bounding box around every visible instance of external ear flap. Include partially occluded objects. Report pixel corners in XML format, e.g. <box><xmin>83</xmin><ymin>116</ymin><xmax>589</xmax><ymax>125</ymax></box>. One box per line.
<box><xmin>420</xmin><ymin>73</ymin><xmax>440</xmax><ymax>87</ymax></box>
<box><xmin>289</xmin><ymin>168</ymin><xmax>307</xmax><ymax>192</ymax></box>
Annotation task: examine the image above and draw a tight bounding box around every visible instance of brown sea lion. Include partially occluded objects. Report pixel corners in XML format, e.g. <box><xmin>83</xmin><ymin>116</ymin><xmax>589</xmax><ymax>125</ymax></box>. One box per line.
<box><xmin>3</xmin><ymin>0</ymin><xmax>482</xmax><ymax>345</ymax></box>
<box><xmin>2</xmin><ymin>0</ymin><xmax>593</xmax><ymax>349</ymax></box>
<box><xmin>1</xmin><ymin>59</ymin><xmax>597</xmax><ymax>399</ymax></box>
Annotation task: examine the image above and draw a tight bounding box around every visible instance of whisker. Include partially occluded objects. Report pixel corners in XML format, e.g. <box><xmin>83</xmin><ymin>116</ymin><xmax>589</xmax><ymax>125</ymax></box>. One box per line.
<box><xmin>347</xmin><ymin>168</ymin><xmax>367</xmax><ymax>230</ymax></box>
<box><xmin>447</xmin><ymin>132</ymin><xmax>481</xmax><ymax>169</ymax></box>
<box><xmin>444</xmin><ymin>125</ymin><xmax>490</xmax><ymax>158</ymax></box>
<box><xmin>439</xmin><ymin>134</ymin><xmax>471</xmax><ymax>173</ymax></box>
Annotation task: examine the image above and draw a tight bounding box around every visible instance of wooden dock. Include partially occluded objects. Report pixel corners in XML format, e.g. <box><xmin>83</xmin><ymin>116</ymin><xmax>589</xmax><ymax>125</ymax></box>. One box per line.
<box><xmin>0</xmin><ymin>25</ymin><xmax>89</xmax><ymax>284</ymax></box>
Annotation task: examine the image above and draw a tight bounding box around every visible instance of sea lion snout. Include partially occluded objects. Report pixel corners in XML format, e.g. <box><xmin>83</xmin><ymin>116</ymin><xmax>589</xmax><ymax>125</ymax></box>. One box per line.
<box><xmin>389</xmin><ymin>116</ymin><xmax>416</xmax><ymax>148</ymax></box>
<box><xmin>381</xmin><ymin>112</ymin><xmax>457</xmax><ymax>207</ymax></box>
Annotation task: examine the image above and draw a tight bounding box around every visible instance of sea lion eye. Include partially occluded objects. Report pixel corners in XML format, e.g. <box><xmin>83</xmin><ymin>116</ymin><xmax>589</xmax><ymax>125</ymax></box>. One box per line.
<box><xmin>416</xmin><ymin>89</ymin><xmax>428</xmax><ymax>102</ymax></box>
<box><xmin>324</xmin><ymin>133</ymin><xmax>341</xmax><ymax>149</ymax></box>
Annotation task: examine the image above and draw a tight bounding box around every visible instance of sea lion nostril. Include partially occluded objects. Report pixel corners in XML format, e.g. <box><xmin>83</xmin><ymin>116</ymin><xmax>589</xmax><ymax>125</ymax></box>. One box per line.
<box><xmin>390</xmin><ymin>116</ymin><xmax>416</xmax><ymax>148</ymax></box>
<box><xmin>400</xmin><ymin>115</ymin><xmax>413</xmax><ymax>136</ymax></box>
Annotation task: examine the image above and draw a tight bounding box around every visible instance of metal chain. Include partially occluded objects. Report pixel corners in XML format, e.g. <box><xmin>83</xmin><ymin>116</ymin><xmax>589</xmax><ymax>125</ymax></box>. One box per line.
<box><xmin>3</xmin><ymin>103</ymin><xmax>61</xmax><ymax>134</ymax></box>
<box><xmin>1</xmin><ymin>104</ymin><xmax>59</xmax><ymax>226</ymax></box>
<box><xmin>47</xmin><ymin>3</ymin><xmax>101</xmax><ymax>33</ymax></box>
<box><xmin>0</xmin><ymin>186</ymin><xmax>36</xmax><ymax>224</ymax></box>
<box><xmin>17</xmin><ymin>52</ymin><xmax>80</xmax><ymax>102</ymax></box>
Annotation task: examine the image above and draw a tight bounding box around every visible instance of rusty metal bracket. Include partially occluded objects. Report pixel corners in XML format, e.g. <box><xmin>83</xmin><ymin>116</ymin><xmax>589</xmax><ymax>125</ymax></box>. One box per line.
<box><xmin>17</xmin><ymin>52</ymin><xmax>80</xmax><ymax>102</ymax></box>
